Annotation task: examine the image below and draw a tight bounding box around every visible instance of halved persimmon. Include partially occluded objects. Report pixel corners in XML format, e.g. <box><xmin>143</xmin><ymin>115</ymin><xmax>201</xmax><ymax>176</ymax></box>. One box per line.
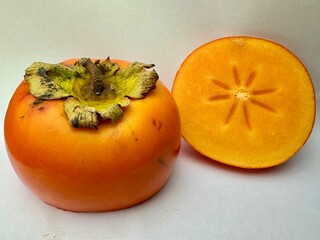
<box><xmin>172</xmin><ymin>36</ymin><xmax>315</xmax><ymax>168</ymax></box>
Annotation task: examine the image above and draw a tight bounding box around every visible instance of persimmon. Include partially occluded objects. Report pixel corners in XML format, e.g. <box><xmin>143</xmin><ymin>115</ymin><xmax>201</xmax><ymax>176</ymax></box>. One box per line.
<box><xmin>4</xmin><ymin>58</ymin><xmax>181</xmax><ymax>212</ymax></box>
<box><xmin>172</xmin><ymin>36</ymin><xmax>315</xmax><ymax>169</ymax></box>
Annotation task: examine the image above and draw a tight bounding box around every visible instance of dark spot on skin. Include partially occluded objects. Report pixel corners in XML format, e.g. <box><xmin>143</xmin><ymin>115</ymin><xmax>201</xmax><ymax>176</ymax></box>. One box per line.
<box><xmin>127</xmin><ymin>125</ymin><xmax>138</xmax><ymax>141</ymax></box>
<box><xmin>20</xmin><ymin>115</ymin><xmax>25</xmax><ymax>119</ymax></box>
<box><xmin>158</xmin><ymin>158</ymin><xmax>168</xmax><ymax>167</ymax></box>
<box><xmin>31</xmin><ymin>99</ymin><xmax>46</xmax><ymax>109</ymax></box>
<box><xmin>152</xmin><ymin>118</ymin><xmax>163</xmax><ymax>131</ymax></box>
<box><xmin>131</xmin><ymin>130</ymin><xmax>138</xmax><ymax>141</ymax></box>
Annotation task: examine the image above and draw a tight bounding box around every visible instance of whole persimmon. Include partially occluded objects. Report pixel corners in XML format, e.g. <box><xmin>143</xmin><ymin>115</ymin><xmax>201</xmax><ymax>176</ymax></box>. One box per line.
<box><xmin>4</xmin><ymin>58</ymin><xmax>181</xmax><ymax>212</ymax></box>
<box><xmin>172</xmin><ymin>36</ymin><xmax>315</xmax><ymax>169</ymax></box>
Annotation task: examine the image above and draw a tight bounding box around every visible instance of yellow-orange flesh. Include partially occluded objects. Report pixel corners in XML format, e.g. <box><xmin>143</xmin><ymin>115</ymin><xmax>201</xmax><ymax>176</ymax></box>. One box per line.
<box><xmin>172</xmin><ymin>36</ymin><xmax>315</xmax><ymax>168</ymax></box>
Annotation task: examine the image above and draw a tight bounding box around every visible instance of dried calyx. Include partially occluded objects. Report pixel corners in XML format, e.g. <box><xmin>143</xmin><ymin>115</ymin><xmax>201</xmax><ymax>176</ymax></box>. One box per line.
<box><xmin>24</xmin><ymin>58</ymin><xmax>159</xmax><ymax>128</ymax></box>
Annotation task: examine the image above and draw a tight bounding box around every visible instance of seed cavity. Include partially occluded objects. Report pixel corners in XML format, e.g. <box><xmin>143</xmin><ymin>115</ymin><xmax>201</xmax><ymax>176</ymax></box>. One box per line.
<box><xmin>252</xmin><ymin>88</ymin><xmax>276</xmax><ymax>95</ymax></box>
<box><xmin>211</xmin><ymin>79</ymin><xmax>231</xmax><ymax>90</ymax></box>
<box><xmin>243</xmin><ymin>103</ymin><xmax>251</xmax><ymax>129</ymax></box>
<box><xmin>209</xmin><ymin>66</ymin><xmax>278</xmax><ymax>129</ymax></box>
<box><xmin>233</xmin><ymin>66</ymin><xmax>241</xmax><ymax>86</ymax></box>
<box><xmin>245</xmin><ymin>71</ymin><xmax>256</xmax><ymax>87</ymax></box>
<box><xmin>209</xmin><ymin>94</ymin><xmax>231</xmax><ymax>101</ymax></box>
<box><xmin>225</xmin><ymin>101</ymin><xmax>238</xmax><ymax>124</ymax></box>
<box><xmin>249</xmin><ymin>98</ymin><xmax>276</xmax><ymax>113</ymax></box>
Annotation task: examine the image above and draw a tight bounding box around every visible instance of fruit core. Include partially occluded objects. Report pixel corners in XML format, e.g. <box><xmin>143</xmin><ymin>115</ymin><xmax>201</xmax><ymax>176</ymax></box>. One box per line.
<box><xmin>234</xmin><ymin>89</ymin><xmax>249</xmax><ymax>101</ymax></box>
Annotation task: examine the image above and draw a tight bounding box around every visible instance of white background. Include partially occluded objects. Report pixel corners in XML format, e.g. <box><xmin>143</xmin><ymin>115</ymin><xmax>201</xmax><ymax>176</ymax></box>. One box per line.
<box><xmin>1</xmin><ymin>1</ymin><xmax>320</xmax><ymax>239</ymax></box>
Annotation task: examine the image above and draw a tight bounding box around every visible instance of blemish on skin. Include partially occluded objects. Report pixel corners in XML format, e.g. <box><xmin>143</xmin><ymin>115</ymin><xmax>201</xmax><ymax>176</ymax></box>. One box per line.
<box><xmin>129</xmin><ymin>129</ymin><xmax>138</xmax><ymax>141</ymax></box>
<box><xmin>157</xmin><ymin>158</ymin><xmax>168</xmax><ymax>167</ymax></box>
<box><xmin>20</xmin><ymin>115</ymin><xmax>25</xmax><ymax>119</ymax></box>
<box><xmin>125</xmin><ymin>122</ymin><xmax>138</xmax><ymax>141</ymax></box>
<box><xmin>31</xmin><ymin>99</ymin><xmax>47</xmax><ymax>111</ymax></box>
<box><xmin>152</xmin><ymin>119</ymin><xmax>163</xmax><ymax>131</ymax></box>
<box><xmin>132</xmin><ymin>130</ymin><xmax>138</xmax><ymax>141</ymax></box>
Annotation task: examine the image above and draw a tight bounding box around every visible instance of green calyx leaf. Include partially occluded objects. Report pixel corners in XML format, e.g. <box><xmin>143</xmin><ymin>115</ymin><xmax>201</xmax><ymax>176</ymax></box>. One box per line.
<box><xmin>24</xmin><ymin>58</ymin><xmax>159</xmax><ymax>128</ymax></box>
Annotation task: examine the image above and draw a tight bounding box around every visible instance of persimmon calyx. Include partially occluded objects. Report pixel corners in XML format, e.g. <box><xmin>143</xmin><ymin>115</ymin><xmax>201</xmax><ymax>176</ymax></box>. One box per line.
<box><xmin>24</xmin><ymin>58</ymin><xmax>159</xmax><ymax>128</ymax></box>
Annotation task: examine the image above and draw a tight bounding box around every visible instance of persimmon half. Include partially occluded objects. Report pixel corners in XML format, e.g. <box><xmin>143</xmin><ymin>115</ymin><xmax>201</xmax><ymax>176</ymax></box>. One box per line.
<box><xmin>4</xmin><ymin>58</ymin><xmax>181</xmax><ymax>212</ymax></box>
<box><xmin>172</xmin><ymin>36</ymin><xmax>315</xmax><ymax>169</ymax></box>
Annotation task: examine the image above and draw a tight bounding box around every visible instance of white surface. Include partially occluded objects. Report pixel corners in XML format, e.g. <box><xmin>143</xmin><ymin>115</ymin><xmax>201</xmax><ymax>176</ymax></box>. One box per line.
<box><xmin>1</xmin><ymin>1</ymin><xmax>320</xmax><ymax>239</ymax></box>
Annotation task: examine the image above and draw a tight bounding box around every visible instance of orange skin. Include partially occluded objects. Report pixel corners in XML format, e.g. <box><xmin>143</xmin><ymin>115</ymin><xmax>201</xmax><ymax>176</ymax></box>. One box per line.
<box><xmin>4</xmin><ymin>59</ymin><xmax>181</xmax><ymax>212</ymax></box>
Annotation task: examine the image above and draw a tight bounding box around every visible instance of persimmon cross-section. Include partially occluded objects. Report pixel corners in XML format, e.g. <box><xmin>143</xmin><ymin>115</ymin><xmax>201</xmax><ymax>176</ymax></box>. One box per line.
<box><xmin>209</xmin><ymin>66</ymin><xmax>277</xmax><ymax>129</ymax></box>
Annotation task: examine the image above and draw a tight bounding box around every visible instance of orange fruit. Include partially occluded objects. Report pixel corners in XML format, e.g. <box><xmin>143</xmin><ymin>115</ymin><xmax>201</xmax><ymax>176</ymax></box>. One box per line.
<box><xmin>172</xmin><ymin>36</ymin><xmax>315</xmax><ymax>168</ymax></box>
<box><xmin>5</xmin><ymin>58</ymin><xmax>181</xmax><ymax>212</ymax></box>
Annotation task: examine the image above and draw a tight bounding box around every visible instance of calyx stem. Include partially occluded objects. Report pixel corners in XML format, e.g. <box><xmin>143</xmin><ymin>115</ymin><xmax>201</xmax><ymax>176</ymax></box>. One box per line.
<box><xmin>80</xmin><ymin>58</ymin><xmax>105</xmax><ymax>95</ymax></box>
<box><xmin>24</xmin><ymin>58</ymin><xmax>159</xmax><ymax>128</ymax></box>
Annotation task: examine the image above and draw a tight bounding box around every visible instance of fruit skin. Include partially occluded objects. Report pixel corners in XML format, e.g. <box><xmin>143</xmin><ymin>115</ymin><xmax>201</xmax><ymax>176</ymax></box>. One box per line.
<box><xmin>4</xmin><ymin>59</ymin><xmax>181</xmax><ymax>212</ymax></box>
<box><xmin>172</xmin><ymin>36</ymin><xmax>316</xmax><ymax>169</ymax></box>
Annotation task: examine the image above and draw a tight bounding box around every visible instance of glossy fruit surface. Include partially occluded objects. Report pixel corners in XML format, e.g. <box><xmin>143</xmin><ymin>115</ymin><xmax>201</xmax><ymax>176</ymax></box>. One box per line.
<box><xmin>172</xmin><ymin>36</ymin><xmax>315</xmax><ymax>168</ymax></box>
<box><xmin>5</xmin><ymin>59</ymin><xmax>181</xmax><ymax>212</ymax></box>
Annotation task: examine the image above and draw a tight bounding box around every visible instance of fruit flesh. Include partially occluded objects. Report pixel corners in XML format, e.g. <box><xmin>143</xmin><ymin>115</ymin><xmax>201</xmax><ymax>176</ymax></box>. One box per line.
<box><xmin>172</xmin><ymin>36</ymin><xmax>315</xmax><ymax>168</ymax></box>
